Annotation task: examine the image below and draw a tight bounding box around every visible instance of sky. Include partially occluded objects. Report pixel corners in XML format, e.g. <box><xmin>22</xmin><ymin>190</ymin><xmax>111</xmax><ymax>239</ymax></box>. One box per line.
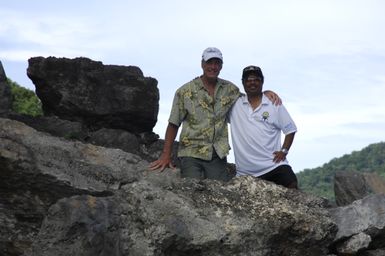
<box><xmin>1</xmin><ymin>0</ymin><xmax>385</xmax><ymax>172</ymax></box>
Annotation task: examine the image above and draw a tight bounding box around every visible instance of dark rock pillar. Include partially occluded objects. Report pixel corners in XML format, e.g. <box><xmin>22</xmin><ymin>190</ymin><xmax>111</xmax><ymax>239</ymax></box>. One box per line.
<box><xmin>27</xmin><ymin>57</ymin><xmax>159</xmax><ymax>133</ymax></box>
<box><xmin>0</xmin><ymin>61</ymin><xmax>12</xmax><ymax>115</ymax></box>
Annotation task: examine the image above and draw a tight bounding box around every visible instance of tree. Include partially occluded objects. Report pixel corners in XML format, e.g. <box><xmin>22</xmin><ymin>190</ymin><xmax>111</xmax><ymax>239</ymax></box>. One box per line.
<box><xmin>297</xmin><ymin>142</ymin><xmax>385</xmax><ymax>201</ymax></box>
<box><xmin>8</xmin><ymin>78</ymin><xmax>43</xmax><ymax>116</ymax></box>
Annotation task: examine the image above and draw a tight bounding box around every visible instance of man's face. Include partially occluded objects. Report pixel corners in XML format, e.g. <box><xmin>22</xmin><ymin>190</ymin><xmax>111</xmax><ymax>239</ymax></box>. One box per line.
<box><xmin>243</xmin><ymin>74</ymin><xmax>263</xmax><ymax>96</ymax></box>
<box><xmin>202</xmin><ymin>58</ymin><xmax>222</xmax><ymax>80</ymax></box>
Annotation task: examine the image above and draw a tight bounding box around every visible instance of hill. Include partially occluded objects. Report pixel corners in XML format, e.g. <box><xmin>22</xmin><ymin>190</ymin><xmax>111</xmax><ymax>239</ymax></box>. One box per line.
<box><xmin>297</xmin><ymin>142</ymin><xmax>385</xmax><ymax>200</ymax></box>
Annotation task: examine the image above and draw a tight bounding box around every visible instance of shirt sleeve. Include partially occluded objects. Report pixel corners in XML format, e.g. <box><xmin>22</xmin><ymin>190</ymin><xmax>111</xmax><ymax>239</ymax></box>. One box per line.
<box><xmin>168</xmin><ymin>89</ymin><xmax>185</xmax><ymax>126</ymax></box>
<box><xmin>277</xmin><ymin>104</ymin><xmax>297</xmax><ymax>134</ymax></box>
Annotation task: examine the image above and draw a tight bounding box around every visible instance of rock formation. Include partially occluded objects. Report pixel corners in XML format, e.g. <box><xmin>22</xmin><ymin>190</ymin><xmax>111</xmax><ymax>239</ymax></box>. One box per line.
<box><xmin>27</xmin><ymin>57</ymin><xmax>159</xmax><ymax>133</ymax></box>
<box><xmin>1</xmin><ymin>57</ymin><xmax>385</xmax><ymax>255</ymax></box>
<box><xmin>1</xmin><ymin>118</ymin><xmax>336</xmax><ymax>256</ymax></box>
<box><xmin>0</xmin><ymin>61</ymin><xmax>12</xmax><ymax>115</ymax></box>
<box><xmin>334</xmin><ymin>171</ymin><xmax>385</xmax><ymax>206</ymax></box>
<box><xmin>329</xmin><ymin>194</ymin><xmax>385</xmax><ymax>255</ymax></box>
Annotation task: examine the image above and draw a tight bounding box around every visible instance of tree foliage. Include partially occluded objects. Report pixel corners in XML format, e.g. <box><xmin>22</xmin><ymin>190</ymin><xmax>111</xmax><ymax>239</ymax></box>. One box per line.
<box><xmin>8</xmin><ymin>78</ymin><xmax>43</xmax><ymax>116</ymax></box>
<box><xmin>297</xmin><ymin>142</ymin><xmax>385</xmax><ymax>201</ymax></box>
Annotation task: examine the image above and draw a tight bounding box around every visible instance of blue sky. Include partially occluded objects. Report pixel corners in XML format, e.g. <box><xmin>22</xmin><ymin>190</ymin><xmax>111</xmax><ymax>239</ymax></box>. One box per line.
<box><xmin>1</xmin><ymin>0</ymin><xmax>385</xmax><ymax>172</ymax></box>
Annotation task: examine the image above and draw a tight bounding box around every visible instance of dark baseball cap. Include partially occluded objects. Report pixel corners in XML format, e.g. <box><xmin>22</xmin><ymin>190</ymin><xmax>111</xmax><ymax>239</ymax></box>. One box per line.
<box><xmin>242</xmin><ymin>65</ymin><xmax>264</xmax><ymax>81</ymax></box>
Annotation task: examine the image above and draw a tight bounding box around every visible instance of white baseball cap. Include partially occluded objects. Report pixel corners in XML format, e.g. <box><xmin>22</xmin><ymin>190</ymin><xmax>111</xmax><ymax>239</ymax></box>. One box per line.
<box><xmin>202</xmin><ymin>47</ymin><xmax>223</xmax><ymax>62</ymax></box>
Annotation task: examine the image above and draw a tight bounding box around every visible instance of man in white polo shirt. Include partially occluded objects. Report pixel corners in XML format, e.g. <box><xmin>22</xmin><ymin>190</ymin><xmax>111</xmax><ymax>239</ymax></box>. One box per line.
<box><xmin>229</xmin><ymin>65</ymin><xmax>298</xmax><ymax>188</ymax></box>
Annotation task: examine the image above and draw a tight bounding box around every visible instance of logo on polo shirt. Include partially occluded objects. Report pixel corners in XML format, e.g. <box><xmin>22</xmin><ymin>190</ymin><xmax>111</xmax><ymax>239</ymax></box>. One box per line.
<box><xmin>262</xmin><ymin>111</ymin><xmax>270</xmax><ymax>121</ymax></box>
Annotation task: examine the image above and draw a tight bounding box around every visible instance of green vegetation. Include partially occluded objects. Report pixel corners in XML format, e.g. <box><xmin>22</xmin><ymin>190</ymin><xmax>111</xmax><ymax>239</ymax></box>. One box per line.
<box><xmin>8</xmin><ymin>78</ymin><xmax>43</xmax><ymax>116</ymax></box>
<box><xmin>297</xmin><ymin>142</ymin><xmax>385</xmax><ymax>201</ymax></box>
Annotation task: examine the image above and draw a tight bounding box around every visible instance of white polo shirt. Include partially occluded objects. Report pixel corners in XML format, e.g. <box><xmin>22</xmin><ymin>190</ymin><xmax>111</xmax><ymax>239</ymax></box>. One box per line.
<box><xmin>229</xmin><ymin>94</ymin><xmax>297</xmax><ymax>177</ymax></box>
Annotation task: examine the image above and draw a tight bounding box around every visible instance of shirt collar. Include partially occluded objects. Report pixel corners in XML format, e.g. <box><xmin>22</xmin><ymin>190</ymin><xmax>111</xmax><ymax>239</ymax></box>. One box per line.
<box><xmin>241</xmin><ymin>93</ymin><xmax>269</xmax><ymax>105</ymax></box>
<box><xmin>197</xmin><ymin>77</ymin><xmax>222</xmax><ymax>90</ymax></box>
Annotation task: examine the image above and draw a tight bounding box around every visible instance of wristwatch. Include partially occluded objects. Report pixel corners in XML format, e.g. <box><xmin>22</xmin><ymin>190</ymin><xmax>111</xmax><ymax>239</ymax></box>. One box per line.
<box><xmin>281</xmin><ymin>148</ymin><xmax>289</xmax><ymax>154</ymax></box>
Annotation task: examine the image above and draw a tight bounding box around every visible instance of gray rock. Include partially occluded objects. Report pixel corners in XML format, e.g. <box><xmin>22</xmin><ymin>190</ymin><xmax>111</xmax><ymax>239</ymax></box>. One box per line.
<box><xmin>334</xmin><ymin>170</ymin><xmax>370</xmax><ymax>206</ymax></box>
<box><xmin>25</xmin><ymin>195</ymin><xmax>121</xmax><ymax>256</ymax></box>
<box><xmin>6</xmin><ymin>113</ymin><xmax>166</xmax><ymax>164</ymax></box>
<box><xmin>8</xmin><ymin>113</ymin><xmax>86</xmax><ymax>139</ymax></box>
<box><xmin>0</xmin><ymin>117</ymin><xmax>150</xmax><ymax>255</ymax></box>
<box><xmin>335</xmin><ymin>232</ymin><xmax>371</xmax><ymax>255</ymax></box>
<box><xmin>116</xmin><ymin>176</ymin><xmax>337</xmax><ymax>256</ymax></box>
<box><xmin>88</xmin><ymin>127</ymin><xmax>140</xmax><ymax>154</ymax></box>
<box><xmin>1</xmin><ymin>117</ymin><xmax>337</xmax><ymax>256</ymax></box>
<box><xmin>359</xmin><ymin>249</ymin><xmax>385</xmax><ymax>256</ymax></box>
<box><xmin>329</xmin><ymin>194</ymin><xmax>385</xmax><ymax>253</ymax></box>
<box><xmin>363</xmin><ymin>172</ymin><xmax>385</xmax><ymax>195</ymax></box>
<box><xmin>334</xmin><ymin>171</ymin><xmax>385</xmax><ymax>206</ymax></box>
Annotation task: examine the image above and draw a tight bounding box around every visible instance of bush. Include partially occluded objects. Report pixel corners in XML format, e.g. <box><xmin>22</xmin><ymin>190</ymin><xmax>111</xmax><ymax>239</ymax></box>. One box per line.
<box><xmin>8</xmin><ymin>78</ymin><xmax>43</xmax><ymax>117</ymax></box>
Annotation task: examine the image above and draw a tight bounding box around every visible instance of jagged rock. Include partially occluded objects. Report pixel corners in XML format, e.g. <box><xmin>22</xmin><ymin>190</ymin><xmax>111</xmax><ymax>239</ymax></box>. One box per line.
<box><xmin>87</xmin><ymin>127</ymin><xmax>140</xmax><ymax>154</ymax></box>
<box><xmin>334</xmin><ymin>171</ymin><xmax>369</xmax><ymax>206</ymax></box>
<box><xmin>359</xmin><ymin>249</ymin><xmax>385</xmax><ymax>256</ymax></box>
<box><xmin>0</xmin><ymin>118</ymin><xmax>146</xmax><ymax>194</ymax></box>
<box><xmin>1</xmin><ymin>118</ymin><xmax>337</xmax><ymax>256</ymax></box>
<box><xmin>24</xmin><ymin>195</ymin><xmax>121</xmax><ymax>256</ymax></box>
<box><xmin>27</xmin><ymin>56</ymin><xmax>159</xmax><ymax>133</ymax></box>
<box><xmin>138</xmin><ymin>137</ymin><xmax>180</xmax><ymax>166</ymax></box>
<box><xmin>329</xmin><ymin>194</ymin><xmax>385</xmax><ymax>254</ymax></box>
<box><xmin>334</xmin><ymin>171</ymin><xmax>385</xmax><ymax>206</ymax></box>
<box><xmin>335</xmin><ymin>232</ymin><xmax>371</xmax><ymax>255</ymax></box>
<box><xmin>7</xmin><ymin>112</ymin><xmax>167</xmax><ymax>164</ymax></box>
<box><xmin>0</xmin><ymin>117</ymin><xmax>146</xmax><ymax>255</ymax></box>
<box><xmin>25</xmin><ymin>177</ymin><xmax>338</xmax><ymax>256</ymax></box>
<box><xmin>363</xmin><ymin>172</ymin><xmax>385</xmax><ymax>194</ymax></box>
<box><xmin>8</xmin><ymin>113</ymin><xmax>86</xmax><ymax>140</ymax></box>
<box><xmin>117</xmin><ymin>176</ymin><xmax>337</xmax><ymax>256</ymax></box>
<box><xmin>0</xmin><ymin>61</ymin><xmax>12</xmax><ymax>115</ymax></box>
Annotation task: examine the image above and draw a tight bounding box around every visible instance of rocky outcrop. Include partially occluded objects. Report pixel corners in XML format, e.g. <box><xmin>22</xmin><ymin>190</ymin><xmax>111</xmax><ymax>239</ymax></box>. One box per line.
<box><xmin>0</xmin><ymin>61</ymin><xmax>12</xmax><ymax>115</ymax></box>
<box><xmin>5</xmin><ymin>57</ymin><xmax>176</xmax><ymax>167</ymax></box>
<box><xmin>6</xmin><ymin>112</ymin><xmax>169</xmax><ymax>164</ymax></box>
<box><xmin>329</xmin><ymin>194</ymin><xmax>385</xmax><ymax>255</ymax></box>
<box><xmin>1</xmin><ymin>118</ymin><xmax>337</xmax><ymax>256</ymax></box>
<box><xmin>27</xmin><ymin>57</ymin><xmax>159</xmax><ymax>133</ymax></box>
<box><xmin>363</xmin><ymin>172</ymin><xmax>385</xmax><ymax>194</ymax></box>
<box><xmin>334</xmin><ymin>171</ymin><xmax>370</xmax><ymax>206</ymax></box>
<box><xmin>334</xmin><ymin>171</ymin><xmax>385</xmax><ymax>206</ymax></box>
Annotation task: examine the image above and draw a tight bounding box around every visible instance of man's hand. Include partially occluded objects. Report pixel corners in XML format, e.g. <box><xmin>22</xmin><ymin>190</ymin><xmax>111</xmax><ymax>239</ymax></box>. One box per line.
<box><xmin>149</xmin><ymin>122</ymin><xmax>179</xmax><ymax>172</ymax></box>
<box><xmin>263</xmin><ymin>90</ymin><xmax>282</xmax><ymax>106</ymax></box>
<box><xmin>273</xmin><ymin>150</ymin><xmax>287</xmax><ymax>163</ymax></box>
<box><xmin>148</xmin><ymin>154</ymin><xmax>175</xmax><ymax>171</ymax></box>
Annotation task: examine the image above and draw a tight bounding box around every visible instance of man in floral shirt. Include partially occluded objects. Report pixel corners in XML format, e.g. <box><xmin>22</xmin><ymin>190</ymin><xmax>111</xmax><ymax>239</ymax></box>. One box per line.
<box><xmin>149</xmin><ymin>47</ymin><xmax>278</xmax><ymax>181</ymax></box>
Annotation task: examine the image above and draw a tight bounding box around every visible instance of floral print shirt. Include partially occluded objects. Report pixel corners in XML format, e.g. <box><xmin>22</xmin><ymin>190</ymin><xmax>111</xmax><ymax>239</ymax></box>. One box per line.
<box><xmin>169</xmin><ymin>77</ymin><xmax>240</xmax><ymax>160</ymax></box>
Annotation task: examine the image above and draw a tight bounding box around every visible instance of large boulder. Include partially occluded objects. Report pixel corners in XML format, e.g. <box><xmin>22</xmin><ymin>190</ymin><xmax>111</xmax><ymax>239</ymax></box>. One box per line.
<box><xmin>27</xmin><ymin>57</ymin><xmax>159</xmax><ymax>133</ymax></box>
<box><xmin>7</xmin><ymin>112</ymin><xmax>167</xmax><ymax>163</ymax></box>
<box><xmin>329</xmin><ymin>194</ymin><xmax>385</xmax><ymax>254</ymax></box>
<box><xmin>0</xmin><ymin>61</ymin><xmax>12</xmax><ymax>115</ymax></box>
<box><xmin>1</xmin><ymin>118</ymin><xmax>337</xmax><ymax>256</ymax></box>
<box><xmin>334</xmin><ymin>171</ymin><xmax>369</xmax><ymax>206</ymax></box>
<box><xmin>363</xmin><ymin>172</ymin><xmax>385</xmax><ymax>194</ymax></box>
<box><xmin>334</xmin><ymin>171</ymin><xmax>385</xmax><ymax>206</ymax></box>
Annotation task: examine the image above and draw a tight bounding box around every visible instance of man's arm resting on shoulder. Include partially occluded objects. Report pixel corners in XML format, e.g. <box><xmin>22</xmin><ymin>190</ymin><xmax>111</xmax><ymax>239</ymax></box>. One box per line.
<box><xmin>149</xmin><ymin>122</ymin><xmax>179</xmax><ymax>171</ymax></box>
<box><xmin>273</xmin><ymin>132</ymin><xmax>295</xmax><ymax>163</ymax></box>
